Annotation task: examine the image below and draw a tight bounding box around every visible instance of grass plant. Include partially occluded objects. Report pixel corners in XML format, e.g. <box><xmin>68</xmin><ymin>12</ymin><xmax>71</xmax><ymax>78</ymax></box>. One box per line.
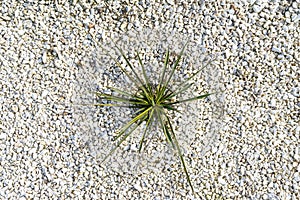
<box><xmin>92</xmin><ymin>40</ymin><xmax>214</xmax><ymax>193</ymax></box>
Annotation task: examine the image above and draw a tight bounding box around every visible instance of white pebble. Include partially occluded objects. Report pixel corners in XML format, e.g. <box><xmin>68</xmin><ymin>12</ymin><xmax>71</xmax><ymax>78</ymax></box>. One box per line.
<box><xmin>11</xmin><ymin>105</ymin><xmax>19</xmax><ymax>113</ymax></box>
<box><xmin>0</xmin><ymin>132</ymin><xmax>7</xmax><ymax>140</ymax></box>
<box><xmin>272</xmin><ymin>46</ymin><xmax>281</xmax><ymax>53</ymax></box>
<box><xmin>42</xmin><ymin>52</ymin><xmax>47</xmax><ymax>64</ymax></box>
<box><xmin>42</xmin><ymin>90</ymin><xmax>49</xmax><ymax>98</ymax></box>
<box><xmin>292</xmin><ymin>14</ymin><xmax>300</xmax><ymax>22</ymax></box>
<box><xmin>133</xmin><ymin>183</ymin><xmax>143</xmax><ymax>191</ymax></box>
<box><xmin>277</xmin><ymin>54</ymin><xmax>284</xmax><ymax>59</ymax></box>
<box><xmin>218</xmin><ymin>176</ymin><xmax>227</xmax><ymax>185</ymax></box>
<box><xmin>253</xmin><ymin>5</ymin><xmax>263</xmax><ymax>13</ymax></box>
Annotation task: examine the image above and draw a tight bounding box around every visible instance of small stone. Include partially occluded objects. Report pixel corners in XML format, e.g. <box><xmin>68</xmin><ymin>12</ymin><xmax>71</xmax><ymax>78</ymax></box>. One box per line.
<box><xmin>133</xmin><ymin>183</ymin><xmax>142</xmax><ymax>191</ymax></box>
<box><xmin>272</xmin><ymin>46</ymin><xmax>281</xmax><ymax>53</ymax></box>
<box><xmin>166</xmin><ymin>0</ymin><xmax>174</xmax><ymax>5</ymax></box>
<box><xmin>11</xmin><ymin>105</ymin><xmax>19</xmax><ymax>113</ymax></box>
<box><xmin>8</xmin><ymin>112</ymin><xmax>14</xmax><ymax>119</ymax></box>
<box><xmin>296</xmin><ymin>126</ymin><xmax>300</xmax><ymax>135</ymax></box>
<box><xmin>263</xmin><ymin>194</ymin><xmax>269</xmax><ymax>199</ymax></box>
<box><xmin>18</xmin><ymin>29</ymin><xmax>26</xmax><ymax>35</ymax></box>
<box><xmin>42</xmin><ymin>90</ymin><xmax>49</xmax><ymax>98</ymax></box>
<box><xmin>253</xmin><ymin>5</ymin><xmax>263</xmax><ymax>13</ymax></box>
<box><xmin>48</xmin><ymin>167</ymin><xmax>55</xmax><ymax>174</ymax></box>
<box><xmin>123</xmin><ymin>145</ymin><xmax>130</xmax><ymax>151</ymax></box>
<box><xmin>291</xmin><ymin>14</ymin><xmax>300</xmax><ymax>22</ymax></box>
<box><xmin>228</xmin><ymin>9</ymin><xmax>235</xmax><ymax>15</ymax></box>
<box><xmin>285</xmin><ymin>11</ymin><xmax>291</xmax><ymax>18</ymax></box>
<box><xmin>120</xmin><ymin>22</ymin><xmax>127</xmax><ymax>31</ymax></box>
<box><xmin>218</xmin><ymin>176</ymin><xmax>227</xmax><ymax>185</ymax></box>
<box><xmin>42</xmin><ymin>52</ymin><xmax>47</xmax><ymax>64</ymax></box>
<box><xmin>0</xmin><ymin>132</ymin><xmax>7</xmax><ymax>140</ymax></box>
<box><xmin>0</xmin><ymin>15</ymin><xmax>11</xmax><ymax>21</ymax></box>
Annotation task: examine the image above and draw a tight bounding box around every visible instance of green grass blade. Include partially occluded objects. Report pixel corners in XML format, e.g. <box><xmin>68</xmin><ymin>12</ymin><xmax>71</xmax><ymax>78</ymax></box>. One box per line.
<box><xmin>132</xmin><ymin>107</ymin><xmax>150</xmax><ymax>116</ymax></box>
<box><xmin>114</xmin><ymin>45</ymin><xmax>145</xmax><ymax>86</ymax></box>
<box><xmin>157</xmin><ymin>42</ymin><xmax>188</xmax><ymax>103</ymax></box>
<box><xmin>172</xmin><ymin>58</ymin><xmax>216</xmax><ymax>95</ymax></box>
<box><xmin>106</xmin><ymin>87</ymin><xmax>150</xmax><ymax>104</ymax></box>
<box><xmin>164</xmin><ymin>41</ymin><xmax>189</xmax><ymax>90</ymax></box>
<box><xmin>136</xmin><ymin>51</ymin><xmax>150</xmax><ymax>89</ymax></box>
<box><xmin>161</xmin><ymin>104</ymin><xmax>182</xmax><ymax>114</ymax></box>
<box><xmin>108</xmin><ymin>53</ymin><xmax>142</xmax><ymax>88</ymax></box>
<box><xmin>88</xmin><ymin>36</ymin><xmax>142</xmax><ymax>89</ymax></box>
<box><xmin>165</xmin><ymin>82</ymin><xmax>193</xmax><ymax>100</ymax></box>
<box><xmin>164</xmin><ymin>114</ymin><xmax>194</xmax><ymax>193</ymax></box>
<box><xmin>156</xmin><ymin>49</ymin><xmax>170</xmax><ymax>102</ymax></box>
<box><xmin>92</xmin><ymin>37</ymin><xmax>139</xmax><ymax>87</ymax></box>
<box><xmin>114</xmin><ymin>46</ymin><xmax>154</xmax><ymax>105</ymax></box>
<box><xmin>95</xmin><ymin>92</ymin><xmax>149</xmax><ymax>105</ymax></box>
<box><xmin>101</xmin><ymin>120</ymin><xmax>142</xmax><ymax>164</ymax></box>
<box><xmin>156</xmin><ymin>107</ymin><xmax>174</xmax><ymax>148</ymax></box>
<box><xmin>115</xmin><ymin>106</ymin><xmax>152</xmax><ymax>139</ymax></box>
<box><xmin>72</xmin><ymin>103</ymin><xmax>133</xmax><ymax>107</ymax></box>
<box><xmin>157</xmin><ymin>85</ymin><xmax>168</xmax><ymax>104</ymax></box>
<box><xmin>138</xmin><ymin>108</ymin><xmax>154</xmax><ymax>152</ymax></box>
<box><xmin>106</xmin><ymin>86</ymin><xmax>136</xmax><ymax>98</ymax></box>
<box><xmin>87</xmin><ymin>35</ymin><xmax>153</xmax><ymax>105</ymax></box>
<box><xmin>92</xmin><ymin>103</ymin><xmax>131</xmax><ymax>107</ymax></box>
<box><xmin>170</xmin><ymin>93</ymin><xmax>212</xmax><ymax>105</ymax></box>
<box><xmin>159</xmin><ymin>49</ymin><xmax>170</xmax><ymax>87</ymax></box>
<box><xmin>96</xmin><ymin>93</ymin><xmax>132</xmax><ymax>103</ymax></box>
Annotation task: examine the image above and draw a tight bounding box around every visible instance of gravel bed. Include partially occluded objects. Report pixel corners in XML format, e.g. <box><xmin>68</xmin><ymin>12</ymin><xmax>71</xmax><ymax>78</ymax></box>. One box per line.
<box><xmin>0</xmin><ymin>0</ymin><xmax>299</xmax><ymax>199</ymax></box>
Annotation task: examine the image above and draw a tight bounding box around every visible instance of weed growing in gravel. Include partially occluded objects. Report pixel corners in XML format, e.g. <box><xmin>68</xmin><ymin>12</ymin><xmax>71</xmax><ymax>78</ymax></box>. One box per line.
<box><xmin>91</xmin><ymin>40</ymin><xmax>214</xmax><ymax>193</ymax></box>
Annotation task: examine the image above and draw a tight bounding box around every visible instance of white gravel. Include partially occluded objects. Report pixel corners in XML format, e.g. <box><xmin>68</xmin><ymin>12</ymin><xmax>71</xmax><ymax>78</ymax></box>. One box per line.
<box><xmin>0</xmin><ymin>0</ymin><xmax>299</xmax><ymax>199</ymax></box>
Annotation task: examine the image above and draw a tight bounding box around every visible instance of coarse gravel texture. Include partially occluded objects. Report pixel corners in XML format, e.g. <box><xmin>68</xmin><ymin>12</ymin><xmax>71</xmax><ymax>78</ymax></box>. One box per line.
<box><xmin>0</xmin><ymin>0</ymin><xmax>299</xmax><ymax>199</ymax></box>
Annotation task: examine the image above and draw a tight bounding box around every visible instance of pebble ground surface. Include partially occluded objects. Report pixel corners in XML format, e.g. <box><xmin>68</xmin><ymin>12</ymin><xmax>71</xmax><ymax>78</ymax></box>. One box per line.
<box><xmin>0</xmin><ymin>0</ymin><xmax>299</xmax><ymax>199</ymax></box>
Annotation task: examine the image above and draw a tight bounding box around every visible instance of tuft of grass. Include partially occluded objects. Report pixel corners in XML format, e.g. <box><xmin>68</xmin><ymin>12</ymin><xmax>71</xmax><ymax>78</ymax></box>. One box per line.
<box><xmin>93</xmin><ymin>40</ymin><xmax>214</xmax><ymax>193</ymax></box>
